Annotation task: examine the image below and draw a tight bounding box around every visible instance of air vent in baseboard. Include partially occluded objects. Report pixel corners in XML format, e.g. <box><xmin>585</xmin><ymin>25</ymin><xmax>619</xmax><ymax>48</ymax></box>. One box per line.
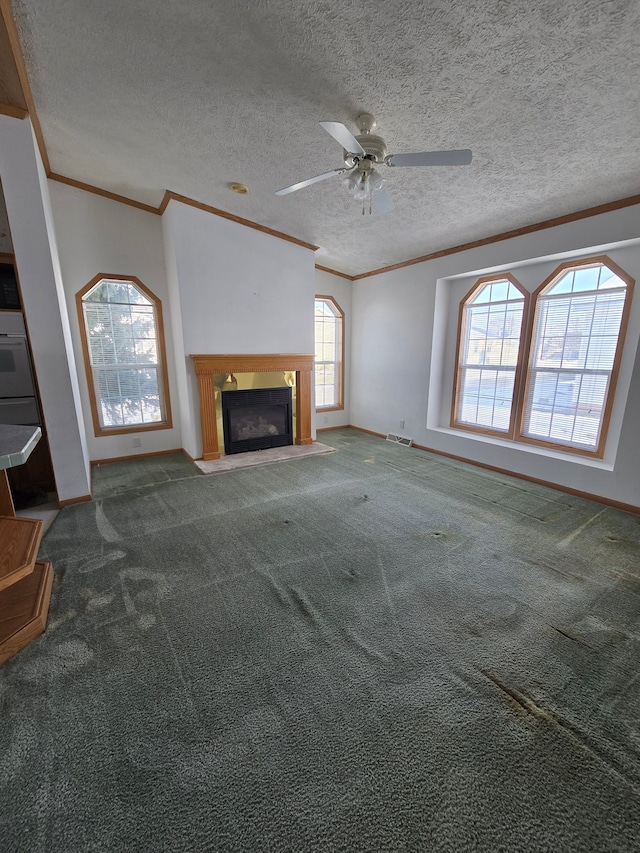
<box><xmin>386</xmin><ymin>433</ymin><xmax>413</xmax><ymax>447</ymax></box>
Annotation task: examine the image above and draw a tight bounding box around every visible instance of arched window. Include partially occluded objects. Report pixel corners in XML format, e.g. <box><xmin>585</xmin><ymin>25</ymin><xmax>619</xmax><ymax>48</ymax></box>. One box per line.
<box><xmin>452</xmin><ymin>274</ymin><xmax>527</xmax><ymax>435</ymax></box>
<box><xmin>77</xmin><ymin>275</ymin><xmax>172</xmax><ymax>436</ymax></box>
<box><xmin>520</xmin><ymin>258</ymin><xmax>633</xmax><ymax>455</ymax></box>
<box><xmin>314</xmin><ymin>295</ymin><xmax>344</xmax><ymax>411</ymax></box>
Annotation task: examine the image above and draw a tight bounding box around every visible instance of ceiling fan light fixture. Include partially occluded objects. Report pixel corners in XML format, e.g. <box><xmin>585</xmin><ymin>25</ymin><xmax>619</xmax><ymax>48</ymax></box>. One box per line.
<box><xmin>370</xmin><ymin>169</ymin><xmax>385</xmax><ymax>193</ymax></box>
<box><xmin>343</xmin><ymin>170</ymin><xmax>363</xmax><ymax>196</ymax></box>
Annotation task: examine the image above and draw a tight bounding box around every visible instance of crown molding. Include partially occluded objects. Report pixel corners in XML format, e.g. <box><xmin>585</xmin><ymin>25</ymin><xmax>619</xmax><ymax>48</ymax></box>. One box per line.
<box><xmin>49</xmin><ymin>173</ymin><xmax>161</xmax><ymax>214</ymax></box>
<box><xmin>352</xmin><ymin>192</ymin><xmax>640</xmax><ymax>280</ymax></box>
<box><xmin>160</xmin><ymin>190</ymin><xmax>318</xmax><ymax>251</ymax></box>
<box><xmin>314</xmin><ymin>264</ymin><xmax>354</xmax><ymax>280</ymax></box>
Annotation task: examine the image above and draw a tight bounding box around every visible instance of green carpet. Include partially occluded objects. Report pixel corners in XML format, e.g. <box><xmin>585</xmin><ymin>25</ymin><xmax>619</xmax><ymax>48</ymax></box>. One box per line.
<box><xmin>2</xmin><ymin>429</ymin><xmax>639</xmax><ymax>852</ymax></box>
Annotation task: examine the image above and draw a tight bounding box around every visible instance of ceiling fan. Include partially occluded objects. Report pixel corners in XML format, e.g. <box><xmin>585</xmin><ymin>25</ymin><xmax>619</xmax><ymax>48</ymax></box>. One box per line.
<box><xmin>275</xmin><ymin>113</ymin><xmax>472</xmax><ymax>214</ymax></box>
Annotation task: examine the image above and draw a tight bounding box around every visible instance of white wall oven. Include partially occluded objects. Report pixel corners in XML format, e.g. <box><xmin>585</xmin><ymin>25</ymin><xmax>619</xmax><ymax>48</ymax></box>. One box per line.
<box><xmin>0</xmin><ymin>311</ymin><xmax>40</xmax><ymax>426</ymax></box>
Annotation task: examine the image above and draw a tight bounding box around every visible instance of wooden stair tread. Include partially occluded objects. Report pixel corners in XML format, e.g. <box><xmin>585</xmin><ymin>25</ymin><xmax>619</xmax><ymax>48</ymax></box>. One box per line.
<box><xmin>0</xmin><ymin>560</ymin><xmax>53</xmax><ymax>666</ymax></box>
<box><xmin>0</xmin><ymin>515</ymin><xmax>44</xmax><ymax>591</ymax></box>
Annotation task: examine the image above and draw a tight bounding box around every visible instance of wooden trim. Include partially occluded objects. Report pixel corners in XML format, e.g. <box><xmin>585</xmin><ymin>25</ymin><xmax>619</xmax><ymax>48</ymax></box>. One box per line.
<box><xmin>349</xmin><ymin>425</ymin><xmax>386</xmax><ymax>440</ymax></box>
<box><xmin>296</xmin><ymin>369</ymin><xmax>313</xmax><ymax>445</ymax></box>
<box><xmin>410</xmin><ymin>440</ymin><xmax>640</xmax><ymax>516</ymax></box>
<box><xmin>191</xmin><ymin>354</ymin><xmax>315</xmax><ymax>373</ymax></box>
<box><xmin>516</xmin><ymin>255</ymin><xmax>635</xmax><ymax>458</ymax></box>
<box><xmin>352</xmin><ymin>193</ymin><xmax>640</xmax><ymax>281</ymax></box>
<box><xmin>160</xmin><ymin>191</ymin><xmax>318</xmax><ymax>251</ymax></box>
<box><xmin>76</xmin><ymin>274</ymin><xmax>173</xmax><ymax>438</ymax></box>
<box><xmin>316</xmin><ymin>424</ymin><xmax>350</xmax><ymax>432</ymax></box>
<box><xmin>0</xmin><ymin>1</ymin><xmax>28</xmax><ymax>113</ymax></box>
<box><xmin>0</xmin><ymin>559</ymin><xmax>54</xmax><ymax>667</ymax></box>
<box><xmin>0</xmin><ymin>0</ymin><xmax>50</xmax><ymax>173</ymax></box>
<box><xmin>450</xmin><ymin>273</ymin><xmax>529</xmax><ymax>440</ymax></box>
<box><xmin>58</xmin><ymin>494</ymin><xmax>92</xmax><ymax>507</ymax></box>
<box><xmin>0</xmin><ymin>252</ymin><xmax>15</xmax><ymax>262</ymax></box>
<box><xmin>91</xmin><ymin>448</ymin><xmax>184</xmax><ymax>466</ymax></box>
<box><xmin>347</xmin><ymin>425</ymin><xmax>639</xmax><ymax>515</ymax></box>
<box><xmin>0</xmin><ymin>102</ymin><xmax>27</xmax><ymax>119</ymax></box>
<box><xmin>191</xmin><ymin>354</ymin><xmax>315</xmax><ymax>459</ymax></box>
<box><xmin>0</xmin><ymin>471</ymin><xmax>15</xmax><ymax>516</ymax></box>
<box><xmin>315</xmin><ymin>264</ymin><xmax>354</xmax><ymax>281</ymax></box>
<box><xmin>49</xmin><ymin>173</ymin><xmax>160</xmax><ymax>215</ymax></box>
<box><xmin>315</xmin><ymin>294</ymin><xmax>345</xmax><ymax>413</ymax></box>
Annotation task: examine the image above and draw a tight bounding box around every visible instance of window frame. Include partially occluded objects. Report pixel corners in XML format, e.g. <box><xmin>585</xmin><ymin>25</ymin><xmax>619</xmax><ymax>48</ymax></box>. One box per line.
<box><xmin>314</xmin><ymin>294</ymin><xmax>345</xmax><ymax>413</ymax></box>
<box><xmin>450</xmin><ymin>256</ymin><xmax>635</xmax><ymax>459</ymax></box>
<box><xmin>451</xmin><ymin>273</ymin><xmax>530</xmax><ymax>439</ymax></box>
<box><xmin>517</xmin><ymin>256</ymin><xmax>634</xmax><ymax>459</ymax></box>
<box><xmin>76</xmin><ymin>273</ymin><xmax>173</xmax><ymax>437</ymax></box>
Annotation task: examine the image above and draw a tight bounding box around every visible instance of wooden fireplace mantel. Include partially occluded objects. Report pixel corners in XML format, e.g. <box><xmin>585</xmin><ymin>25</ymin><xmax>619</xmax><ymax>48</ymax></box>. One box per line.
<box><xmin>190</xmin><ymin>353</ymin><xmax>314</xmax><ymax>460</ymax></box>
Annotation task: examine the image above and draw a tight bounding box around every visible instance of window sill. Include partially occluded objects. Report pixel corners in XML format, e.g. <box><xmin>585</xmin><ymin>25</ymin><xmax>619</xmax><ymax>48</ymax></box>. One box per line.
<box><xmin>94</xmin><ymin>421</ymin><xmax>172</xmax><ymax>438</ymax></box>
<box><xmin>316</xmin><ymin>406</ymin><xmax>344</xmax><ymax>414</ymax></box>
<box><xmin>431</xmin><ymin>426</ymin><xmax>614</xmax><ymax>471</ymax></box>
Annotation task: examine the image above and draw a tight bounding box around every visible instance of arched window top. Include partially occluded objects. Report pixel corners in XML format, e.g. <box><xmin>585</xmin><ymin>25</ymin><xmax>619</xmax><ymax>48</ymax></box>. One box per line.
<box><xmin>315</xmin><ymin>295</ymin><xmax>343</xmax><ymax>318</ymax></box>
<box><xmin>83</xmin><ymin>277</ymin><xmax>153</xmax><ymax>305</ymax></box>
<box><xmin>542</xmin><ymin>261</ymin><xmax>629</xmax><ymax>298</ymax></box>
<box><xmin>466</xmin><ymin>276</ymin><xmax>525</xmax><ymax>305</ymax></box>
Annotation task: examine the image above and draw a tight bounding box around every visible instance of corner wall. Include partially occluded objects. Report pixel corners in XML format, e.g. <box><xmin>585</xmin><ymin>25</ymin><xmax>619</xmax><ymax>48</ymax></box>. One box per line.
<box><xmin>162</xmin><ymin>199</ymin><xmax>317</xmax><ymax>459</ymax></box>
<box><xmin>0</xmin><ymin>115</ymin><xmax>91</xmax><ymax>501</ymax></box>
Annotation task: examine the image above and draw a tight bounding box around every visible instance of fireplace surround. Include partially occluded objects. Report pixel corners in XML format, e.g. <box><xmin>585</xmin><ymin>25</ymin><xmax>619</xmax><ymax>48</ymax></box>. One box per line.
<box><xmin>191</xmin><ymin>354</ymin><xmax>314</xmax><ymax>460</ymax></box>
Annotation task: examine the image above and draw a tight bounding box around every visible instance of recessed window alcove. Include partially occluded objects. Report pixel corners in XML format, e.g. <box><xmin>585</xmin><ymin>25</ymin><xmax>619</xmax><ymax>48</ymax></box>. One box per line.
<box><xmin>191</xmin><ymin>354</ymin><xmax>314</xmax><ymax>461</ymax></box>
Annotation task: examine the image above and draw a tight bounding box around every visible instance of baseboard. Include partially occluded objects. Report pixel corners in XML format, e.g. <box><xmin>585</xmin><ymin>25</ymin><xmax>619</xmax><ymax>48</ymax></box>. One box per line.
<box><xmin>349</xmin><ymin>425</ymin><xmax>386</xmax><ymax>440</ymax></box>
<box><xmin>316</xmin><ymin>425</ymin><xmax>350</xmax><ymax>432</ymax></box>
<box><xmin>347</xmin><ymin>425</ymin><xmax>640</xmax><ymax>516</ymax></box>
<box><xmin>90</xmin><ymin>448</ymin><xmax>184</xmax><ymax>466</ymax></box>
<box><xmin>58</xmin><ymin>493</ymin><xmax>92</xmax><ymax>507</ymax></box>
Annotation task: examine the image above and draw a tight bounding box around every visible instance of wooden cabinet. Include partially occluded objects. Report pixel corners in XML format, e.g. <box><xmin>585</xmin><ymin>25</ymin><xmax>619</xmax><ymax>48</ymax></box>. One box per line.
<box><xmin>0</xmin><ymin>425</ymin><xmax>53</xmax><ymax>666</ymax></box>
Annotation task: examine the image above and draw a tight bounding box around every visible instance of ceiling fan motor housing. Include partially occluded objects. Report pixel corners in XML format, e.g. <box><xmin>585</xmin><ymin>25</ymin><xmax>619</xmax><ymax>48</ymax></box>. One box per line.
<box><xmin>343</xmin><ymin>133</ymin><xmax>388</xmax><ymax>168</ymax></box>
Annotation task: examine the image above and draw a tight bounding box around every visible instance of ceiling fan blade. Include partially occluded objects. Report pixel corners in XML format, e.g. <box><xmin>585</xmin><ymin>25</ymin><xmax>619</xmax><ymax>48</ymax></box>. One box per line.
<box><xmin>386</xmin><ymin>149</ymin><xmax>473</xmax><ymax>167</ymax></box>
<box><xmin>275</xmin><ymin>168</ymin><xmax>346</xmax><ymax>196</ymax></box>
<box><xmin>372</xmin><ymin>185</ymin><xmax>394</xmax><ymax>214</ymax></box>
<box><xmin>319</xmin><ymin>121</ymin><xmax>366</xmax><ymax>156</ymax></box>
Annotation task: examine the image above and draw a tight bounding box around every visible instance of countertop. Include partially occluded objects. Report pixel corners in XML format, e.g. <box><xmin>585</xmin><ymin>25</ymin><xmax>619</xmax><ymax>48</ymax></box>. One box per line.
<box><xmin>0</xmin><ymin>424</ymin><xmax>42</xmax><ymax>471</ymax></box>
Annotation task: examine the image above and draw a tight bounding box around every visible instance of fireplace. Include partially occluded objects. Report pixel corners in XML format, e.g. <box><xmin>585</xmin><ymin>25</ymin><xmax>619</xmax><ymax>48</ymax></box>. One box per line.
<box><xmin>191</xmin><ymin>354</ymin><xmax>314</xmax><ymax>461</ymax></box>
<box><xmin>222</xmin><ymin>387</ymin><xmax>293</xmax><ymax>454</ymax></box>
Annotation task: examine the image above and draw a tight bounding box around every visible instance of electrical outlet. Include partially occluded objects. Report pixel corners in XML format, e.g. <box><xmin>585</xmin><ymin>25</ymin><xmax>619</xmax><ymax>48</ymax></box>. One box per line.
<box><xmin>400</xmin><ymin>419</ymin><xmax>405</xmax><ymax>429</ymax></box>
<box><xmin>323</xmin><ymin>415</ymin><xmax>329</xmax><ymax>424</ymax></box>
<box><xmin>132</xmin><ymin>437</ymin><xmax>141</xmax><ymax>448</ymax></box>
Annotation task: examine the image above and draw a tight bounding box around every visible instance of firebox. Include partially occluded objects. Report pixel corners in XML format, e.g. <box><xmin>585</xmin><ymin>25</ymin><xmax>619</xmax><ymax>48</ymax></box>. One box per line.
<box><xmin>221</xmin><ymin>387</ymin><xmax>293</xmax><ymax>455</ymax></box>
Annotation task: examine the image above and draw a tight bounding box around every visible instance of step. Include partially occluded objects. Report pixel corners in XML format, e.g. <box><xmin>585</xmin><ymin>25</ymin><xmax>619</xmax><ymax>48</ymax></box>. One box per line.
<box><xmin>0</xmin><ymin>560</ymin><xmax>54</xmax><ymax>666</ymax></box>
<box><xmin>0</xmin><ymin>515</ymin><xmax>44</xmax><ymax>592</ymax></box>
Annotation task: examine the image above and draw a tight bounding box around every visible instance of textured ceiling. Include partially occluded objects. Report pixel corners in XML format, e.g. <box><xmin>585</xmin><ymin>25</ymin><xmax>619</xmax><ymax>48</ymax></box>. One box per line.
<box><xmin>12</xmin><ymin>0</ymin><xmax>640</xmax><ymax>276</ymax></box>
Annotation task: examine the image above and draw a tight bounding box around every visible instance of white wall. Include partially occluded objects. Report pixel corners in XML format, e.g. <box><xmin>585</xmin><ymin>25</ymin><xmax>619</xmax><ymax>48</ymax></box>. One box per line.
<box><xmin>48</xmin><ymin>180</ymin><xmax>183</xmax><ymax>461</ymax></box>
<box><xmin>162</xmin><ymin>199</ymin><xmax>317</xmax><ymax>459</ymax></box>
<box><xmin>315</xmin><ymin>268</ymin><xmax>352</xmax><ymax>429</ymax></box>
<box><xmin>351</xmin><ymin>204</ymin><xmax>640</xmax><ymax>508</ymax></box>
<box><xmin>0</xmin><ymin>115</ymin><xmax>90</xmax><ymax>501</ymax></box>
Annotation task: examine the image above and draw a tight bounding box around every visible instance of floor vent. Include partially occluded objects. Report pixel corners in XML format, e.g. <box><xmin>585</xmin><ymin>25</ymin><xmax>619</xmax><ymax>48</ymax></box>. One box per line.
<box><xmin>386</xmin><ymin>433</ymin><xmax>413</xmax><ymax>447</ymax></box>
